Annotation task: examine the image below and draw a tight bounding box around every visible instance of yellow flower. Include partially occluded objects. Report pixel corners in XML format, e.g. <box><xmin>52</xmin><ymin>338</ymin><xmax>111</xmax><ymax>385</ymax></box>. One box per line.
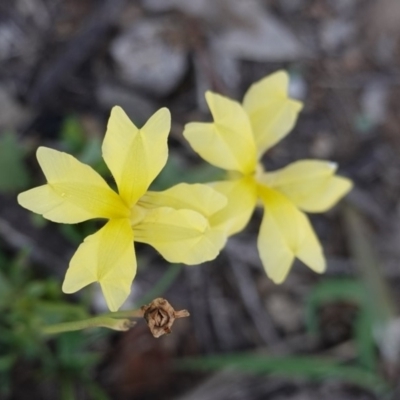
<box><xmin>18</xmin><ymin>107</ymin><xmax>227</xmax><ymax>311</ymax></box>
<box><xmin>183</xmin><ymin>71</ymin><xmax>353</xmax><ymax>283</ymax></box>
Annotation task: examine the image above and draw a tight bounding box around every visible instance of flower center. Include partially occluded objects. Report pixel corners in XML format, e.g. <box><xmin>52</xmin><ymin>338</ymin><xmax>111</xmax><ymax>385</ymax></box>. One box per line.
<box><xmin>226</xmin><ymin>163</ymin><xmax>264</xmax><ymax>183</ymax></box>
<box><xmin>130</xmin><ymin>205</ymin><xmax>146</xmax><ymax>227</ymax></box>
<box><xmin>254</xmin><ymin>163</ymin><xmax>265</xmax><ymax>182</ymax></box>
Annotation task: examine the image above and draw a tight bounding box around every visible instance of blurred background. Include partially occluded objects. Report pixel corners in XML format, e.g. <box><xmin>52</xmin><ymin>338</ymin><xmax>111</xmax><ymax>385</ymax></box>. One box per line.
<box><xmin>1</xmin><ymin>0</ymin><xmax>400</xmax><ymax>399</ymax></box>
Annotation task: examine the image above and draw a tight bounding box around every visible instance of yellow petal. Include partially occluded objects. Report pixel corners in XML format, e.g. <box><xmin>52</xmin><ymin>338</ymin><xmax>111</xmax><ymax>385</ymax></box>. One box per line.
<box><xmin>62</xmin><ymin>218</ymin><xmax>136</xmax><ymax>311</ymax></box>
<box><xmin>133</xmin><ymin>207</ymin><xmax>226</xmax><ymax>264</ymax></box>
<box><xmin>18</xmin><ymin>185</ymin><xmax>100</xmax><ymax>224</ymax></box>
<box><xmin>139</xmin><ymin>183</ymin><xmax>227</xmax><ymax>217</ymax></box>
<box><xmin>258</xmin><ymin>186</ymin><xmax>325</xmax><ymax>283</ymax></box>
<box><xmin>17</xmin><ymin>147</ymin><xmax>129</xmax><ymax>223</ymax></box>
<box><xmin>183</xmin><ymin>92</ymin><xmax>257</xmax><ymax>174</ymax></box>
<box><xmin>260</xmin><ymin>160</ymin><xmax>353</xmax><ymax>213</ymax></box>
<box><xmin>102</xmin><ymin>106</ymin><xmax>171</xmax><ymax>205</ymax></box>
<box><xmin>209</xmin><ymin>177</ymin><xmax>258</xmax><ymax>236</ymax></box>
<box><xmin>243</xmin><ymin>70</ymin><xmax>303</xmax><ymax>156</ymax></box>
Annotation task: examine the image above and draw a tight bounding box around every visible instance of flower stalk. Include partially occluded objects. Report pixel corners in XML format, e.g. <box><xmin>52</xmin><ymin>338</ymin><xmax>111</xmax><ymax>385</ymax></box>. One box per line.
<box><xmin>42</xmin><ymin>313</ymin><xmax>142</xmax><ymax>334</ymax></box>
<box><xmin>41</xmin><ymin>298</ymin><xmax>189</xmax><ymax>337</ymax></box>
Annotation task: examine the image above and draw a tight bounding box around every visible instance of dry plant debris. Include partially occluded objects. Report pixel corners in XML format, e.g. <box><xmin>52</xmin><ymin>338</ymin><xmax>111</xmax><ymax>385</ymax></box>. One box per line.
<box><xmin>141</xmin><ymin>297</ymin><xmax>190</xmax><ymax>338</ymax></box>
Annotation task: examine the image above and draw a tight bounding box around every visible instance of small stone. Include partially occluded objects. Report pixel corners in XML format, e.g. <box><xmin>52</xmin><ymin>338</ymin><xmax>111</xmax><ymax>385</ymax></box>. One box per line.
<box><xmin>266</xmin><ymin>293</ymin><xmax>303</xmax><ymax>334</ymax></box>
<box><xmin>110</xmin><ymin>19</ymin><xmax>187</xmax><ymax>97</ymax></box>
<box><xmin>360</xmin><ymin>81</ymin><xmax>389</xmax><ymax>128</ymax></box>
<box><xmin>213</xmin><ymin>6</ymin><xmax>307</xmax><ymax>61</ymax></box>
<box><xmin>0</xmin><ymin>86</ymin><xmax>32</xmax><ymax>131</ymax></box>
<box><xmin>327</xmin><ymin>0</ymin><xmax>358</xmax><ymax>14</ymax></box>
<box><xmin>320</xmin><ymin>18</ymin><xmax>355</xmax><ymax>52</ymax></box>
<box><xmin>311</xmin><ymin>132</ymin><xmax>336</xmax><ymax>159</ymax></box>
<box><xmin>278</xmin><ymin>0</ymin><xmax>306</xmax><ymax>13</ymax></box>
<box><xmin>96</xmin><ymin>82</ymin><xmax>156</xmax><ymax>126</ymax></box>
<box><xmin>288</xmin><ymin>73</ymin><xmax>307</xmax><ymax>101</ymax></box>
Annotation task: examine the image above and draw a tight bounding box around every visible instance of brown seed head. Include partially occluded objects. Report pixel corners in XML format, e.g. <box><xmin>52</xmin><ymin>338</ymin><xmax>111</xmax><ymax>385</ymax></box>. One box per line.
<box><xmin>141</xmin><ymin>298</ymin><xmax>190</xmax><ymax>338</ymax></box>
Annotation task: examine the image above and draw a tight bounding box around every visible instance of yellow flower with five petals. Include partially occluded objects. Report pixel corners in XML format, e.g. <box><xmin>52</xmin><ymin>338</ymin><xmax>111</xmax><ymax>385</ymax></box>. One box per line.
<box><xmin>183</xmin><ymin>70</ymin><xmax>353</xmax><ymax>283</ymax></box>
<box><xmin>18</xmin><ymin>107</ymin><xmax>227</xmax><ymax>311</ymax></box>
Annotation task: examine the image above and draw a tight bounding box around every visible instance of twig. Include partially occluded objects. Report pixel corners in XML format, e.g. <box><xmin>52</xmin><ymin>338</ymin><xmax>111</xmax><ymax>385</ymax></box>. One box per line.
<box><xmin>185</xmin><ymin>266</ymin><xmax>217</xmax><ymax>353</ymax></box>
<box><xmin>226</xmin><ymin>247</ymin><xmax>280</xmax><ymax>345</ymax></box>
<box><xmin>28</xmin><ymin>0</ymin><xmax>126</xmax><ymax>106</ymax></box>
<box><xmin>342</xmin><ymin>203</ymin><xmax>400</xmax><ymax>376</ymax></box>
<box><xmin>342</xmin><ymin>203</ymin><xmax>397</xmax><ymax>324</ymax></box>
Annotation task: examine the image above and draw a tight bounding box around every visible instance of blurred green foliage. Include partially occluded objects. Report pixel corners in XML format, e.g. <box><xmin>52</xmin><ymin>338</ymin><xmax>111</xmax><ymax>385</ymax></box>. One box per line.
<box><xmin>61</xmin><ymin>115</ymin><xmax>108</xmax><ymax>177</ymax></box>
<box><xmin>151</xmin><ymin>152</ymin><xmax>225</xmax><ymax>191</ymax></box>
<box><xmin>0</xmin><ymin>248</ymin><xmax>109</xmax><ymax>400</ymax></box>
<box><xmin>60</xmin><ymin>115</ymin><xmax>86</xmax><ymax>152</ymax></box>
<box><xmin>176</xmin><ymin>279</ymin><xmax>388</xmax><ymax>396</ymax></box>
<box><xmin>306</xmin><ymin>279</ymin><xmax>376</xmax><ymax>371</ymax></box>
<box><xmin>3</xmin><ymin>112</ymin><xmax>391</xmax><ymax>399</ymax></box>
<box><xmin>176</xmin><ymin>354</ymin><xmax>389</xmax><ymax>396</ymax></box>
<box><xmin>0</xmin><ymin>133</ymin><xmax>30</xmax><ymax>193</ymax></box>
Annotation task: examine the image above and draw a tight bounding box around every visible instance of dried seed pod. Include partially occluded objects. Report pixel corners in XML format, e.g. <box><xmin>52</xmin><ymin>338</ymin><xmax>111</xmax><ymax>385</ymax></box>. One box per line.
<box><xmin>141</xmin><ymin>298</ymin><xmax>190</xmax><ymax>338</ymax></box>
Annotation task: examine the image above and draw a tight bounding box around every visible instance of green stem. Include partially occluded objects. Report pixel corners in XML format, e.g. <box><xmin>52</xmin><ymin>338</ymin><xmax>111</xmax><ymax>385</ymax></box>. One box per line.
<box><xmin>42</xmin><ymin>313</ymin><xmax>141</xmax><ymax>335</ymax></box>
<box><xmin>342</xmin><ymin>204</ymin><xmax>397</xmax><ymax>324</ymax></box>
<box><xmin>174</xmin><ymin>354</ymin><xmax>390</xmax><ymax>395</ymax></box>
<box><xmin>41</xmin><ymin>264</ymin><xmax>182</xmax><ymax>335</ymax></box>
<box><xmin>102</xmin><ymin>309</ymin><xmax>144</xmax><ymax>319</ymax></box>
<box><xmin>134</xmin><ymin>263</ymin><xmax>183</xmax><ymax>307</ymax></box>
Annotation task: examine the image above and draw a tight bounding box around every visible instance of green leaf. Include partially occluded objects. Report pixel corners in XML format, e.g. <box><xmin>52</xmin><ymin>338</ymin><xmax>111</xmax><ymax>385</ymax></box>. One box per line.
<box><xmin>85</xmin><ymin>381</ymin><xmax>110</xmax><ymax>400</ymax></box>
<box><xmin>0</xmin><ymin>354</ymin><xmax>17</xmax><ymax>371</ymax></box>
<box><xmin>355</xmin><ymin>310</ymin><xmax>377</xmax><ymax>370</ymax></box>
<box><xmin>35</xmin><ymin>300</ymin><xmax>89</xmax><ymax>324</ymax></box>
<box><xmin>305</xmin><ymin>279</ymin><xmax>365</xmax><ymax>335</ymax></box>
<box><xmin>54</xmin><ymin>331</ymin><xmax>102</xmax><ymax>374</ymax></box>
<box><xmin>30</xmin><ymin>213</ymin><xmax>48</xmax><ymax>229</ymax></box>
<box><xmin>9</xmin><ymin>248</ymin><xmax>31</xmax><ymax>287</ymax></box>
<box><xmin>60</xmin><ymin>116</ymin><xmax>86</xmax><ymax>152</ymax></box>
<box><xmin>305</xmin><ymin>279</ymin><xmax>377</xmax><ymax>370</ymax></box>
<box><xmin>59</xmin><ymin>224</ymin><xmax>85</xmax><ymax>245</ymax></box>
<box><xmin>0</xmin><ymin>133</ymin><xmax>30</xmax><ymax>192</ymax></box>
<box><xmin>0</xmin><ymin>355</ymin><xmax>15</xmax><ymax>397</ymax></box>
<box><xmin>175</xmin><ymin>354</ymin><xmax>390</xmax><ymax>395</ymax></box>
<box><xmin>150</xmin><ymin>152</ymin><xmax>225</xmax><ymax>191</ymax></box>
<box><xmin>134</xmin><ymin>264</ymin><xmax>183</xmax><ymax>307</ymax></box>
<box><xmin>79</xmin><ymin>137</ymin><xmax>103</xmax><ymax>168</ymax></box>
<box><xmin>0</xmin><ymin>265</ymin><xmax>13</xmax><ymax>304</ymax></box>
<box><xmin>342</xmin><ymin>204</ymin><xmax>396</xmax><ymax>327</ymax></box>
